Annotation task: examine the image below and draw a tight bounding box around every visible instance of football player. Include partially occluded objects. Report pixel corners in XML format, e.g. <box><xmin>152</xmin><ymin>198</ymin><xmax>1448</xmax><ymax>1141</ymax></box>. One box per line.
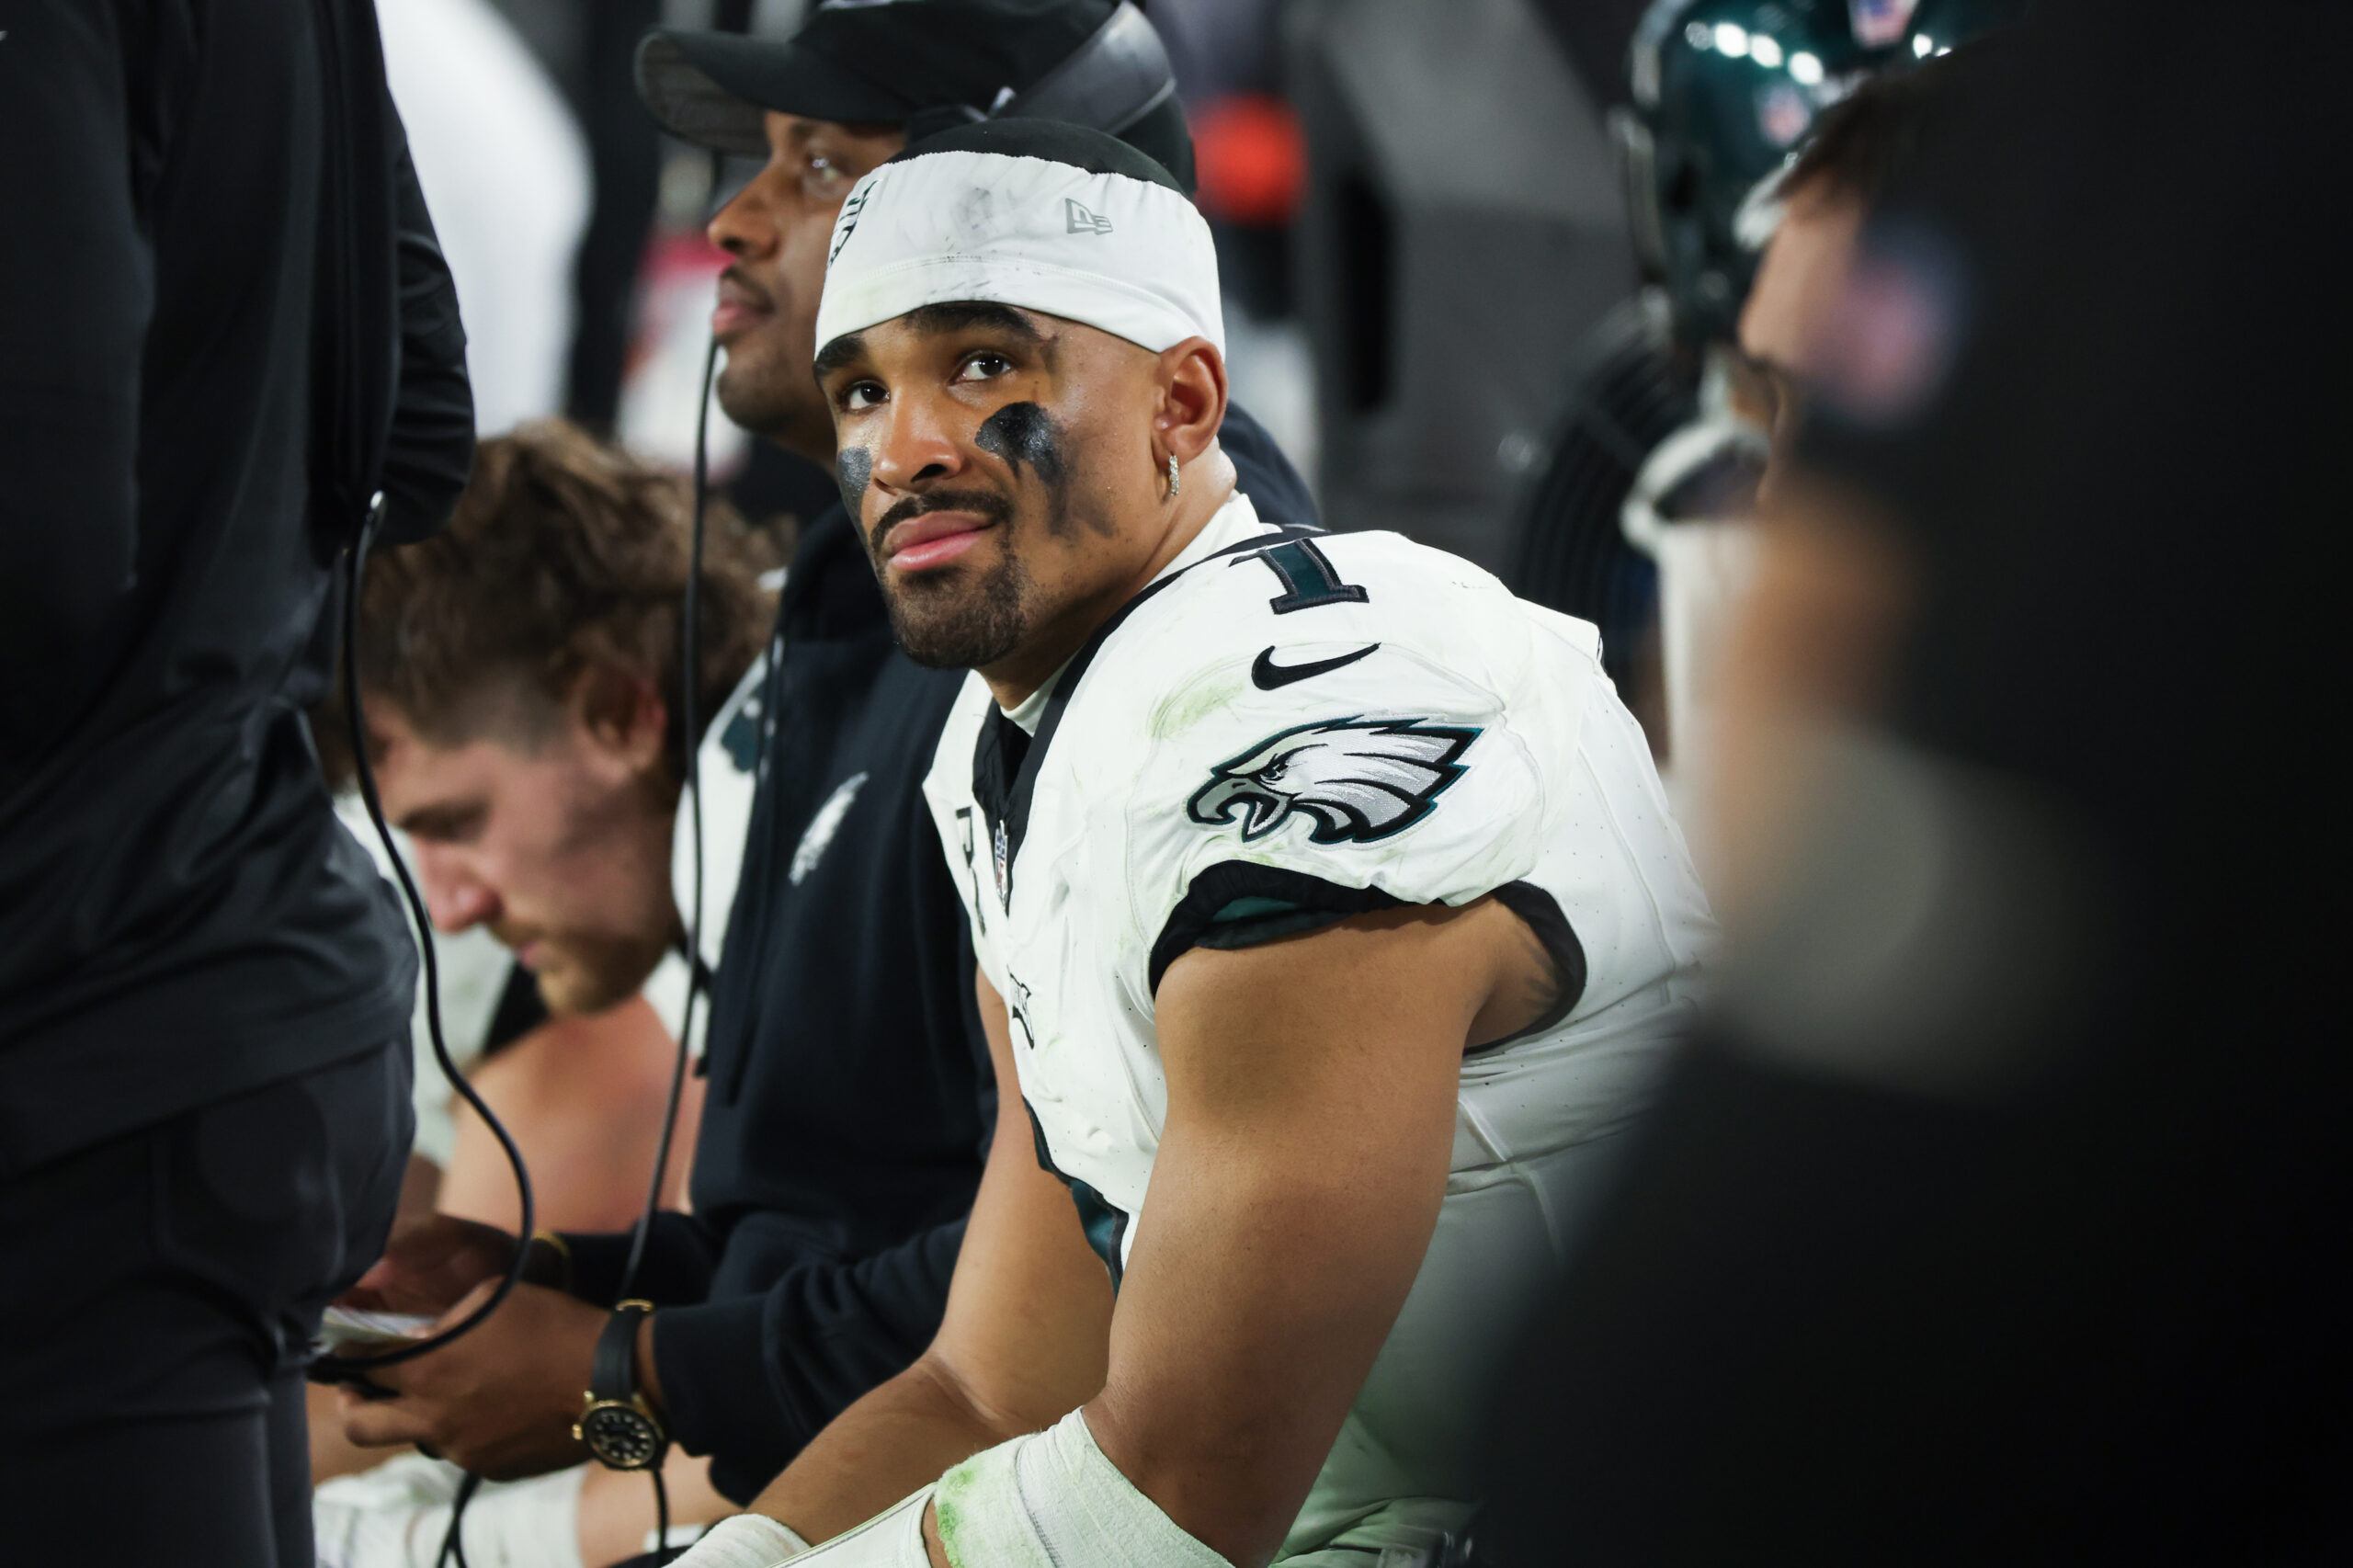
<box><xmin>675</xmin><ymin>119</ymin><xmax>1713</xmax><ymax>1568</ymax></box>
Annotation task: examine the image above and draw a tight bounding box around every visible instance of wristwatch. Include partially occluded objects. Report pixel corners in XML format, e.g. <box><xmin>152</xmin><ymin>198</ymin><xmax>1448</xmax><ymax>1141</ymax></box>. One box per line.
<box><xmin>574</xmin><ymin>1300</ymin><xmax>668</xmax><ymax>1471</ymax></box>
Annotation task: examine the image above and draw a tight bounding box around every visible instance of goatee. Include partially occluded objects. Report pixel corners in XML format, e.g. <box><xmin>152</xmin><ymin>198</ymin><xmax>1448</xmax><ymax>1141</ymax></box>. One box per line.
<box><xmin>867</xmin><ymin>489</ymin><xmax>1030</xmax><ymax>670</ymax></box>
<box><xmin>886</xmin><ymin>551</ymin><xmax>1032</xmax><ymax>670</ymax></box>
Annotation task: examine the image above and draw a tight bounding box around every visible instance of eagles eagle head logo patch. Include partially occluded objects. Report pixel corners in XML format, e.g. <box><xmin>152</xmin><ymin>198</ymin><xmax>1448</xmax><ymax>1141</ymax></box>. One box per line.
<box><xmin>1187</xmin><ymin>717</ymin><xmax>1478</xmax><ymax>845</ymax></box>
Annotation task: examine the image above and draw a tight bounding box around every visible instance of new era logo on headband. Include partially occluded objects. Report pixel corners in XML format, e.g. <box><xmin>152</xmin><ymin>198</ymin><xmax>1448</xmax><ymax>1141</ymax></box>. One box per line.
<box><xmin>1064</xmin><ymin>199</ymin><xmax>1114</xmax><ymax>235</ymax></box>
<box><xmin>830</xmin><ymin>182</ymin><xmax>876</xmax><ymax>267</ymax></box>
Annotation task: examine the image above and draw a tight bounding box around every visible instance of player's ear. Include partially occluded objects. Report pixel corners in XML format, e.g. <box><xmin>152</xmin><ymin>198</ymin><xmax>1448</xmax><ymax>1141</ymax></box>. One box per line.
<box><xmin>1154</xmin><ymin>337</ymin><xmax>1227</xmax><ymax>468</ymax></box>
<box><xmin>575</xmin><ymin>665</ymin><xmax>670</xmax><ymax>778</ymax></box>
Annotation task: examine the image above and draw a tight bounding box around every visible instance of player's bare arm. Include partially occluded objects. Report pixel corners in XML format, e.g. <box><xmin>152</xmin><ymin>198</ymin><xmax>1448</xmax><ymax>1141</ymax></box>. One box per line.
<box><xmin>746</xmin><ymin>972</ymin><xmax>1116</xmax><ymax>1543</ymax></box>
<box><xmin>1087</xmin><ymin>899</ymin><xmax>1555</xmax><ymax>1564</ymax></box>
<box><xmin>742</xmin><ymin>901</ymin><xmax>1552</xmax><ymax>1567</ymax></box>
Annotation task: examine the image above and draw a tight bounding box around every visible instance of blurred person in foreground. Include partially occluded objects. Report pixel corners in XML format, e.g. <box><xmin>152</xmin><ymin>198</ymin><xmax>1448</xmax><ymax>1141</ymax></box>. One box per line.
<box><xmin>1502</xmin><ymin>0</ymin><xmax>2019</xmax><ymax>776</ymax></box>
<box><xmin>1481</xmin><ymin>4</ymin><xmax>2353</xmax><ymax>1561</ymax></box>
<box><xmin>1732</xmin><ymin>60</ymin><xmax>1958</xmax><ymax>494</ymax></box>
<box><xmin>325</xmin><ymin>0</ymin><xmax>1316</xmax><ymax>1551</ymax></box>
<box><xmin>0</xmin><ymin>1</ymin><xmax>472</xmax><ymax>1562</ymax></box>
<box><xmin>675</xmin><ymin>115</ymin><xmax>1711</xmax><ymax>1568</ymax></box>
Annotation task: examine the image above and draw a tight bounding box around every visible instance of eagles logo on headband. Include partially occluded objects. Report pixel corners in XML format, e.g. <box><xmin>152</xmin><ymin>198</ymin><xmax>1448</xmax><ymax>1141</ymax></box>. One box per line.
<box><xmin>813</xmin><ymin>119</ymin><xmax>1225</xmax><ymax>362</ymax></box>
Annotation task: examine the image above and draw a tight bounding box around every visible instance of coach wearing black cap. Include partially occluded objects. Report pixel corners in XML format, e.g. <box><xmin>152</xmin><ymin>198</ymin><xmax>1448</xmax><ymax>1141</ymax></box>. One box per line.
<box><xmin>638</xmin><ymin>0</ymin><xmax>1193</xmax><ymax>184</ymax></box>
<box><xmin>634</xmin><ymin>0</ymin><xmax>1229</xmax><ymax>471</ymax></box>
<box><xmin>333</xmin><ymin>0</ymin><xmax>1314</xmax><ymax>1533</ymax></box>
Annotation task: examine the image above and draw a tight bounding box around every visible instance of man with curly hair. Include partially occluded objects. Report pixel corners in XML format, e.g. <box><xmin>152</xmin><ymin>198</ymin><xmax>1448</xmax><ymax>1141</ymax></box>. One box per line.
<box><xmin>324</xmin><ymin>421</ymin><xmax>776</xmax><ymax>1023</ymax></box>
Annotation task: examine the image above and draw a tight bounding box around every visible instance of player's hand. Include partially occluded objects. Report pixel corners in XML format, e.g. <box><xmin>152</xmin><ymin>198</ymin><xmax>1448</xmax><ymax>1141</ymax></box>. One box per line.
<box><xmin>341</xmin><ymin>1213</ymin><xmax>523</xmax><ymax>1317</ymax></box>
<box><xmin>336</xmin><ymin>1278</ymin><xmax>602</xmax><ymax>1479</ymax></box>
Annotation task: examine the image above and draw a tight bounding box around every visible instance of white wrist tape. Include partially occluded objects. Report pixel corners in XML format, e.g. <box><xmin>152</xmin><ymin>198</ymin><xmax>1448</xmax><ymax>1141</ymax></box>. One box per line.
<box><xmin>789</xmin><ymin>1488</ymin><xmax>933</xmax><ymax>1567</ymax></box>
<box><xmin>667</xmin><ymin>1512</ymin><xmax>814</xmax><ymax>1568</ymax></box>
<box><xmin>687</xmin><ymin>1490</ymin><xmax>930</xmax><ymax>1568</ymax></box>
<box><xmin>934</xmin><ymin>1410</ymin><xmax>1233</xmax><ymax>1568</ymax></box>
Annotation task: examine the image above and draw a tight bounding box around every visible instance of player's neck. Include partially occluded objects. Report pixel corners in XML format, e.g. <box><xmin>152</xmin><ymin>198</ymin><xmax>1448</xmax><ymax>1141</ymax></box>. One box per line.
<box><xmin>979</xmin><ymin>455</ymin><xmax>1238</xmax><ymax>709</ymax></box>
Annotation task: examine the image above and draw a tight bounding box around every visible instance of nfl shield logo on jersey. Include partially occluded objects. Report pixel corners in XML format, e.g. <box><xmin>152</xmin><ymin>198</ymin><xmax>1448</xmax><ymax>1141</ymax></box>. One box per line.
<box><xmin>992</xmin><ymin>816</ymin><xmax>1013</xmax><ymax>909</ymax></box>
<box><xmin>1187</xmin><ymin>717</ymin><xmax>1478</xmax><ymax>845</ymax></box>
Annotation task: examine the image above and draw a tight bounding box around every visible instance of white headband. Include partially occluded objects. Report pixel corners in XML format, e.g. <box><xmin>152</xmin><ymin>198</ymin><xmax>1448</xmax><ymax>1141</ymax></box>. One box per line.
<box><xmin>813</xmin><ymin>147</ymin><xmax>1225</xmax><ymax>360</ymax></box>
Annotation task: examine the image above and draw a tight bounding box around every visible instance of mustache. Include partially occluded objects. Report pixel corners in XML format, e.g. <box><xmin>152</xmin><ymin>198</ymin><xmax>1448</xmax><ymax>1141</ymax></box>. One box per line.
<box><xmin>718</xmin><ymin>262</ymin><xmax>773</xmax><ymax>311</ymax></box>
<box><xmin>868</xmin><ymin>487</ymin><xmax>1015</xmax><ymax>558</ymax></box>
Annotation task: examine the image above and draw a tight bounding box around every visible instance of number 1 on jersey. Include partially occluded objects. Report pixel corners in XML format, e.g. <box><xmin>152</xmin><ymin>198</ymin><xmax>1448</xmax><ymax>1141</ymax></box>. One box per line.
<box><xmin>1247</xmin><ymin>538</ymin><xmax>1370</xmax><ymax>615</ymax></box>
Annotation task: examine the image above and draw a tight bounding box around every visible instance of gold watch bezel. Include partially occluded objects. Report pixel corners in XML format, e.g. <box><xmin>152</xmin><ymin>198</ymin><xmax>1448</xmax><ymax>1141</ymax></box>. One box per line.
<box><xmin>575</xmin><ymin>1392</ymin><xmax>665</xmax><ymax>1471</ymax></box>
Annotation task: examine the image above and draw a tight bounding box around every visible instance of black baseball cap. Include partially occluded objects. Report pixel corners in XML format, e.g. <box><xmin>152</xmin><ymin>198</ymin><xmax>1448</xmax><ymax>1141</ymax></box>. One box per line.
<box><xmin>635</xmin><ymin>0</ymin><xmax>1193</xmax><ymax>188</ymax></box>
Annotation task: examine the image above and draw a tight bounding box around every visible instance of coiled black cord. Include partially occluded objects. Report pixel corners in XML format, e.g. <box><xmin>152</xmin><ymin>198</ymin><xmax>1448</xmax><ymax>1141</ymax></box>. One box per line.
<box><xmin>435</xmin><ymin>1471</ymin><xmax>483</xmax><ymax>1568</ymax></box>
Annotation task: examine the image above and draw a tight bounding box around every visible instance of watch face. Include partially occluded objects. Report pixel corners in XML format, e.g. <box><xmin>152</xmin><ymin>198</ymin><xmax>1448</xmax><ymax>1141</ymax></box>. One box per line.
<box><xmin>580</xmin><ymin>1401</ymin><xmax>665</xmax><ymax>1471</ymax></box>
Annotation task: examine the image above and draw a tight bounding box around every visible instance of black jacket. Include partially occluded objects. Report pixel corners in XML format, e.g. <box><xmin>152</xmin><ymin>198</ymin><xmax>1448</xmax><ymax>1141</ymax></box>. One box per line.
<box><xmin>563</xmin><ymin>406</ymin><xmax>1316</xmax><ymax>1502</ymax></box>
<box><xmin>0</xmin><ymin>0</ymin><xmax>473</xmax><ymax>1177</ymax></box>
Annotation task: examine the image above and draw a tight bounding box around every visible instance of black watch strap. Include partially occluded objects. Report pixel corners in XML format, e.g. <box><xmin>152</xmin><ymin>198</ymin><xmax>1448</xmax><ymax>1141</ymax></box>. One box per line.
<box><xmin>592</xmin><ymin>1300</ymin><xmax>654</xmax><ymax>1404</ymax></box>
<box><xmin>579</xmin><ymin>1300</ymin><xmax>667</xmax><ymax>1471</ymax></box>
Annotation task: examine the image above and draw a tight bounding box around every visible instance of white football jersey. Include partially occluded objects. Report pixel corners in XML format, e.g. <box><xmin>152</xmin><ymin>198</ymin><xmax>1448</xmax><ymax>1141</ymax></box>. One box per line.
<box><xmin>923</xmin><ymin>493</ymin><xmax>1714</xmax><ymax>1562</ymax></box>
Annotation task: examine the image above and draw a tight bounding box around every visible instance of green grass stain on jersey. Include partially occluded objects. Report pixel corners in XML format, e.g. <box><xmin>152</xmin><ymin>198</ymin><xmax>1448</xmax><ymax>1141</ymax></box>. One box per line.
<box><xmin>1147</xmin><ymin>666</ymin><xmax>1246</xmax><ymax>742</ymax></box>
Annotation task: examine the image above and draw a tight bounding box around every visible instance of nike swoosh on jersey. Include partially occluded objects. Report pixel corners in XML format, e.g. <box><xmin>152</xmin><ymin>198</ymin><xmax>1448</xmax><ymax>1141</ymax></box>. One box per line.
<box><xmin>1251</xmin><ymin>643</ymin><xmax>1381</xmax><ymax>690</ymax></box>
